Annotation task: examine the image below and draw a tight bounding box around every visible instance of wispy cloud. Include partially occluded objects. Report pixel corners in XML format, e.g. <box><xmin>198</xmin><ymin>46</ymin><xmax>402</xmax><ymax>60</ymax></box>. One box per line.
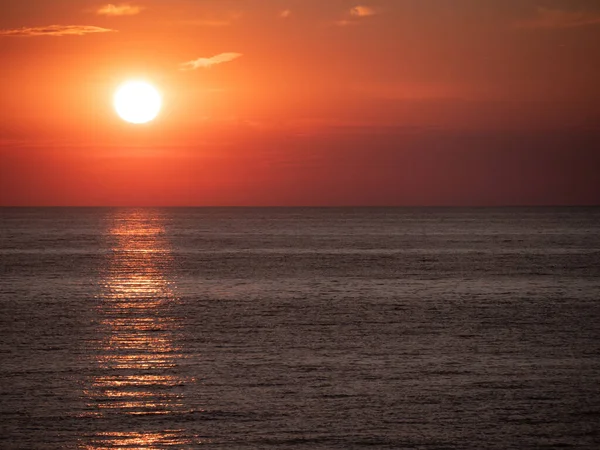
<box><xmin>180</xmin><ymin>53</ymin><xmax>242</xmax><ymax>70</ymax></box>
<box><xmin>96</xmin><ymin>4</ymin><xmax>143</xmax><ymax>16</ymax></box>
<box><xmin>280</xmin><ymin>10</ymin><xmax>291</xmax><ymax>19</ymax></box>
<box><xmin>335</xmin><ymin>5</ymin><xmax>379</xmax><ymax>26</ymax></box>
<box><xmin>517</xmin><ymin>7</ymin><xmax>600</xmax><ymax>29</ymax></box>
<box><xmin>0</xmin><ymin>25</ymin><xmax>116</xmax><ymax>37</ymax></box>
<box><xmin>350</xmin><ymin>5</ymin><xmax>377</xmax><ymax>18</ymax></box>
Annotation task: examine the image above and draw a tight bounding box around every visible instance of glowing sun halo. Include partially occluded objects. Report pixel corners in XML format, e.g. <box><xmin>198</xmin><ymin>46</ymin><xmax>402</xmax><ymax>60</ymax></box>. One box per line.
<box><xmin>114</xmin><ymin>81</ymin><xmax>162</xmax><ymax>124</ymax></box>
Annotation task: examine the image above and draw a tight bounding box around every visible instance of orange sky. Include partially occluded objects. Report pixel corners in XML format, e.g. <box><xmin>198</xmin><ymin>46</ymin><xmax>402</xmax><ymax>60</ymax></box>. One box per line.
<box><xmin>1</xmin><ymin>0</ymin><xmax>600</xmax><ymax>205</ymax></box>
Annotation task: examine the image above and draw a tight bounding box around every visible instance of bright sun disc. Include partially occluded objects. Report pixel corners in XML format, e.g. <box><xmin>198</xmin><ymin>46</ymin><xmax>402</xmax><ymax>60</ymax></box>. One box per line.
<box><xmin>114</xmin><ymin>81</ymin><xmax>162</xmax><ymax>124</ymax></box>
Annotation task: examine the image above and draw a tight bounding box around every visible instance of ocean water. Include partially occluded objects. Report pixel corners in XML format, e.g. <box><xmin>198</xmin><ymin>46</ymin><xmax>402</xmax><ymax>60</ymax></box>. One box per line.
<box><xmin>0</xmin><ymin>207</ymin><xmax>599</xmax><ymax>449</ymax></box>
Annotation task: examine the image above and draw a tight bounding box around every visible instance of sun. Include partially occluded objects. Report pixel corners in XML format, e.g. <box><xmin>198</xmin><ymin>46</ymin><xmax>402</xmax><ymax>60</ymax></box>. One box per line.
<box><xmin>113</xmin><ymin>81</ymin><xmax>162</xmax><ymax>124</ymax></box>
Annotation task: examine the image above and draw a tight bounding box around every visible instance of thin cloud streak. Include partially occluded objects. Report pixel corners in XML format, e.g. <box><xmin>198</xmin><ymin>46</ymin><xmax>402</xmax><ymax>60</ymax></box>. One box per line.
<box><xmin>180</xmin><ymin>53</ymin><xmax>242</xmax><ymax>70</ymax></box>
<box><xmin>350</xmin><ymin>6</ymin><xmax>377</xmax><ymax>17</ymax></box>
<box><xmin>335</xmin><ymin>5</ymin><xmax>379</xmax><ymax>26</ymax></box>
<box><xmin>0</xmin><ymin>25</ymin><xmax>116</xmax><ymax>36</ymax></box>
<box><xmin>96</xmin><ymin>4</ymin><xmax>143</xmax><ymax>16</ymax></box>
<box><xmin>517</xmin><ymin>7</ymin><xmax>600</xmax><ymax>29</ymax></box>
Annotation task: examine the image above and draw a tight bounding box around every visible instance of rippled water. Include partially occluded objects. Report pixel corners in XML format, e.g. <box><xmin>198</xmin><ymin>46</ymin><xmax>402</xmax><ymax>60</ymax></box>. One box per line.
<box><xmin>1</xmin><ymin>207</ymin><xmax>599</xmax><ymax>449</ymax></box>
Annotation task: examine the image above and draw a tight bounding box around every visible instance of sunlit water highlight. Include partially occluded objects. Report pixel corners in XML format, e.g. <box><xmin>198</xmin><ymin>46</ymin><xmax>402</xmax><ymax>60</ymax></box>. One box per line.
<box><xmin>81</xmin><ymin>211</ymin><xmax>196</xmax><ymax>447</ymax></box>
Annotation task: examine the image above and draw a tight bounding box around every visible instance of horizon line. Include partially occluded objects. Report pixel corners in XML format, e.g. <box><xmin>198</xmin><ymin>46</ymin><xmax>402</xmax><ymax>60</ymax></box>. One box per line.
<box><xmin>1</xmin><ymin>204</ymin><xmax>599</xmax><ymax>209</ymax></box>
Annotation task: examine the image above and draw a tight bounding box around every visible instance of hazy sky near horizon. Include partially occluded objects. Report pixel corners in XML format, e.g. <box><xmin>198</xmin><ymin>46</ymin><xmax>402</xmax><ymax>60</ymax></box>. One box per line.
<box><xmin>1</xmin><ymin>0</ymin><xmax>599</xmax><ymax>205</ymax></box>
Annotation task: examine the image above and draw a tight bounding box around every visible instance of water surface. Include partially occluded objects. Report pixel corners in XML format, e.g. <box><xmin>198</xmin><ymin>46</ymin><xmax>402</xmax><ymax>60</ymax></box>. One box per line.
<box><xmin>1</xmin><ymin>207</ymin><xmax>599</xmax><ymax>448</ymax></box>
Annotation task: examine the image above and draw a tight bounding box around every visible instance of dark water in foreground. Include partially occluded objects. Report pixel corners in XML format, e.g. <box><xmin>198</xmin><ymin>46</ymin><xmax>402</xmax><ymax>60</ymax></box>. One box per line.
<box><xmin>0</xmin><ymin>207</ymin><xmax>599</xmax><ymax>449</ymax></box>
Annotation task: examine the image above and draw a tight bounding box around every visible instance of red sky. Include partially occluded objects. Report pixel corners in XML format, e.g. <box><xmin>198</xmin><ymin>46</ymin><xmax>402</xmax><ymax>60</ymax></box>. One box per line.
<box><xmin>1</xmin><ymin>0</ymin><xmax>599</xmax><ymax>206</ymax></box>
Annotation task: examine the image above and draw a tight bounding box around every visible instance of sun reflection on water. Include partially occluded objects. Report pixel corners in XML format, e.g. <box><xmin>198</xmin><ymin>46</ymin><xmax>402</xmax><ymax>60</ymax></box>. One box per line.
<box><xmin>81</xmin><ymin>209</ymin><xmax>198</xmax><ymax>448</ymax></box>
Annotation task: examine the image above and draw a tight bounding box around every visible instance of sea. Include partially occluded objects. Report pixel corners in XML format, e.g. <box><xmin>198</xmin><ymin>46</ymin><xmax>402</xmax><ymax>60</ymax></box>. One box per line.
<box><xmin>0</xmin><ymin>207</ymin><xmax>599</xmax><ymax>449</ymax></box>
